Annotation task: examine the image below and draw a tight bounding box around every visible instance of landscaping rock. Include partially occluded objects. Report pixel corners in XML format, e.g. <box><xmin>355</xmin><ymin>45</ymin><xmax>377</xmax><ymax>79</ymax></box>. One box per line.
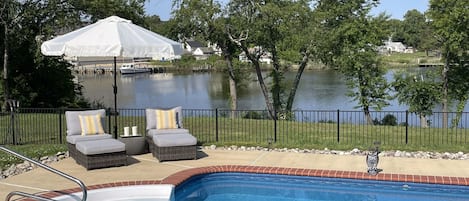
<box><xmin>202</xmin><ymin>145</ymin><xmax>469</xmax><ymax>161</ymax></box>
<box><xmin>0</xmin><ymin>151</ymin><xmax>69</xmax><ymax>180</ymax></box>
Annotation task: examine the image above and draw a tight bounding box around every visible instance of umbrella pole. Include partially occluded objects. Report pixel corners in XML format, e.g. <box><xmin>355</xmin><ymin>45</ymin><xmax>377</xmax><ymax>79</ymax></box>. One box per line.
<box><xmin>113</xmin><ymin>57</ymin><xmax>118</xmax><ymax>138</ymax></box>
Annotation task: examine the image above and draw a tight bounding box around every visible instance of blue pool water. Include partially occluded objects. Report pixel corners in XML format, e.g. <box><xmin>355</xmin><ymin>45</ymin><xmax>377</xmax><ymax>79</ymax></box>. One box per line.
<box><xmin>175</xmin><ymin>173</ymin><xmax>469</xmax><ymax>201</ymax></box>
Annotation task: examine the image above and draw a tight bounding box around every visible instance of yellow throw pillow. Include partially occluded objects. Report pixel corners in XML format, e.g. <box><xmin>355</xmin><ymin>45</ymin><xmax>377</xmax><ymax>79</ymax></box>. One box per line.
<box><xmin>78</xmin><ymin>114</ymin><xmax>105</xmax><ymax>135</ymax></box>
<box><xmin>155</xmin><ymin>109</ymin><xmax>178</xmax><ymax>129</ymax></box>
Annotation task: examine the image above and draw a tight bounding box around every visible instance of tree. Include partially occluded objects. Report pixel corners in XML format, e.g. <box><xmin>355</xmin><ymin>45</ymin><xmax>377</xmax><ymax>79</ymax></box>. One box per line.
<box><xmin>401</xmin><ymin>9</ymin><xmax>426</xmax><ymax>49</ymax></box>
<box><xmin>447</xmin><ymin>59</ymin><xmax>469</xmax><ymax>127</ymax></box>
<box><xmin>144</xmin><ymin>15</ymin><xmax>175</xmax><ymax>39</ymax></box>
<box><xmin>0</xmin><ymin>0</ymin><xmax>147</xmax><ymax>108</ymax></box>
<box><xmin>227</xmin><ymin>0</ymin><xmax>314</xmax><ymax>119</ymax></box>
<box><xmin>392</xmin><ymin>70</ymin><xmax>441</xmax><ymax>128</ymax></box>
<box><xmin>172</xmin><ymin>0</ymin><xmax>240</xmax><ymax>113</ymax></box>
<box><xmin>385</xmin><ymin>19</ymin><xmax>405</xmax><ymax>43</ymax></box>
<box><xmin>428</xmin><ymin>0</ymin><xmax>469</xmax><ymax>128</ymax></box>
<box><xmin>418</xmin><ymin>20</ymin><xmax>438</xmax><ymax>56</ymax></box>
<box><xmin>1</xmin><ymin>0</ymin><xmax>88</xmax><ymax>108</ymax></box>
<box><xmin>77</xmin><ymin>0</ymin><xmax>146</xmax><ymax>25</ymax></box>
<box><xmin>313</xmin><ymin>0</ymin><xmax>390</xmax><ymax>124</ymax></box>
<box><xmin>0</xmin><ymin>0</ymin><xmax>20</xmax><ymax>108</ymax></box>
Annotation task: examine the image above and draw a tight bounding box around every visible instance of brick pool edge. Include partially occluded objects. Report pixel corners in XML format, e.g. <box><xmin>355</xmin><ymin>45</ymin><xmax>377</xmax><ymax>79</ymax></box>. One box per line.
<box><xmin>32</xmin><ymin>165</ymin><xmax>469</xmax><ymax>200</ymax></box>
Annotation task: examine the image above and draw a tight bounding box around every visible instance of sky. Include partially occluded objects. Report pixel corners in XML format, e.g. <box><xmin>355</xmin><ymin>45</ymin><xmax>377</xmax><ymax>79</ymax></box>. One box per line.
<box><xmin>144</xmin><ymin>0</ymin><xmax>430</xmax><ymax>21</ymax></box>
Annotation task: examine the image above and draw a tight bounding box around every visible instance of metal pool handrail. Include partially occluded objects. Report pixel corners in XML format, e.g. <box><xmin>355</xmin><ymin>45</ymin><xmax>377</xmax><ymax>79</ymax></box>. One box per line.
<box><xmin>0</xmin><ymin>146</ymin><xmax>87</xmax><ymax>201</ymax></box>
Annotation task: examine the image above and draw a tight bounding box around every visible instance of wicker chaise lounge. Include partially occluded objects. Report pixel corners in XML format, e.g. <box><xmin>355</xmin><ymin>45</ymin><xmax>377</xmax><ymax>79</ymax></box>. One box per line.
<box><xmin>145</xmin><ymin>107</ymin><xmax>197</xmax><ymax>161</ymax></box>
<box><xmin>65</xmin><ymin>109</ymin><xmax>127</xmax><ymax>169</ymax></box>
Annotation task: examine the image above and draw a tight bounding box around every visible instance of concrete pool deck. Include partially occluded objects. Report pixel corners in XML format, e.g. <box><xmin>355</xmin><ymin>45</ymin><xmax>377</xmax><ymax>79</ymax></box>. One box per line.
<box><xmin>1</xmin><ymin>149</ymin><xmax>469</xmax><ymax>199</ymax></box>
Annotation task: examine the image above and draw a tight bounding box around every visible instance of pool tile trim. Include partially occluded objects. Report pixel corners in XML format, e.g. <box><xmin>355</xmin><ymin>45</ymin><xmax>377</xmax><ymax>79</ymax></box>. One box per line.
<box><xmin>29</xmin><ymin>165</ymin><xmax>469</xmax><ymax>200</ymax></box>
<box><xmin>160</xmin><ymin>165</ymin><xmax>469</xmax><ymax>186</ymax></box>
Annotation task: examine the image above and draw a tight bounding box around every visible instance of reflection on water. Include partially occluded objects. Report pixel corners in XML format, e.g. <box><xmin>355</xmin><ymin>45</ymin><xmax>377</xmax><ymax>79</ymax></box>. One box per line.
<box><xmin>77</xmin><ymin>70</ymin><xmax>468</xmax><ymax>112</ymax></box>
<box><xmin>79</xmin><ymin>71</ymin><xmax>356</xmax><ymax>110</ymax></box>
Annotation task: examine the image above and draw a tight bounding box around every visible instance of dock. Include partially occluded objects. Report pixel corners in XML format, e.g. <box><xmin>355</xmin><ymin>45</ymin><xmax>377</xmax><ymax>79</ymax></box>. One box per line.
<box><xmin>73</xmin><ymin>64</ymin><xmax>169</xmax><ymax>74</ymax></box>
<box><xmin>418</xmin><ymin>63</ymin><xmax>444</xmax><ymax>68</ymax></box>
<box><xmin>192</xmin><ymin>65</ymin><xmax>211</xmax><ymax>72</ymax></box>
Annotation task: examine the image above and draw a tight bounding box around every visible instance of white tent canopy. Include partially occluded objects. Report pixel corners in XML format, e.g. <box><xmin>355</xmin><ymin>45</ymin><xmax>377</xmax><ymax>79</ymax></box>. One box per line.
<box><xmin>41</xmin><ymin>16</ymin><xmax>183</xmax><ymax>60</ymax></box>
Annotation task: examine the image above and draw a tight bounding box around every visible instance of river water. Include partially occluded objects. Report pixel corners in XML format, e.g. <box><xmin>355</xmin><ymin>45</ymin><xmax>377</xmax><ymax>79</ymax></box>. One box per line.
<box><xmin>77</xmin><ymin>69</ymin><xmax>467</xmax><ymax>111</ymax></box>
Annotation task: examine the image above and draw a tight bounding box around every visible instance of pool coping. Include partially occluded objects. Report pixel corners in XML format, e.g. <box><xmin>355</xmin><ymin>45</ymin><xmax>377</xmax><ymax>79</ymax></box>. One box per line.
<box><xmin>30</xmin><ymin>165</ymin><xmax>469</xmax><ymax>200</ymax></box>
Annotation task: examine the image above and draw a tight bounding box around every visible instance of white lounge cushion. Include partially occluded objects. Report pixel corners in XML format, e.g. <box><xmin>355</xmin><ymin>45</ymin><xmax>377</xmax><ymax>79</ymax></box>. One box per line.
<box><xmin>152</xmin><ymin>133</ymin><xmax>197</xmax><ymax>147</ymax></box>
<box><xmin>147</xmin><ymin>128</ymin><xmax>189</xmax><ymax>136</ymax></box>
<box><xmin>76</xmin><ymin>139</ymin><xmax>125</xmax><ymax>155</ymax></box>
<box><xmin>66</xmin><ymin>134</ymin><xmax>112</xmax><ymax>144</ymax></box>
<box><xmin>146</xmin><ymin>107</ymin><xmax>183</xmax><ymax>131</ymax></box>
<box><xmin>66</xmin><ymin>109</ymin><xmax>106</xmax><ymax>135</ymax></box>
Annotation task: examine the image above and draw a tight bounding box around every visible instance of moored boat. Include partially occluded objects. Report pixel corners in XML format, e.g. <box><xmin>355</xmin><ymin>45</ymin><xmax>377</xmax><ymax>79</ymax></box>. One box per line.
<box><xmin>120</xmin><ymin>63</ymin><xmax>151</xmax><ymax>74</ymax></box>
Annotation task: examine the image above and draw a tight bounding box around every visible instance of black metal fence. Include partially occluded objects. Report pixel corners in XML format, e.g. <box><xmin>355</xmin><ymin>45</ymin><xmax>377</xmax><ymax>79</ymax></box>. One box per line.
<box><xmin>1</xmin><ymin>108</ymin><xmax>468</xmax><ymax>148</ymax></box>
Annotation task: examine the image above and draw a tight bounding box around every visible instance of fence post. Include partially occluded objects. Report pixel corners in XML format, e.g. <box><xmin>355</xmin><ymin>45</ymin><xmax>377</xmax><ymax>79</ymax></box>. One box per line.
<box><xmin>59</xmin><ymin>109</ymin><xmax>63</xmax><ymax>144</ymax></box>
<box><xmin>274</xmin><ymin>112</ymin><xmax>277</xmax><ymax>142</ymax></box>
<box><xmin>405</xmin><ymin>110</ymin><xmax>409</xmax><ymax>144</ymax></box>
<box><xmin>7</xmin><ymin>100</ymin><xmax>20</xmax><ymax>145</ymax></box>
<box><xmin>337</xmin><ymin>109</ymin><xmax>340</xmax><ymax>143</ymax></box>
<box><xmin>107</xmin><ymin>108</ymin><xmax>112</xmax><ymax>134</ymax></box>
<box><xmin>215</xmin><ymin>108</ymin><xmax>219</xmax><ymax>142</ymax></box>
<box><xmin>10</xmin><ymin>109</ymin><xmax>16</xmax><ymax>145</ymax></box>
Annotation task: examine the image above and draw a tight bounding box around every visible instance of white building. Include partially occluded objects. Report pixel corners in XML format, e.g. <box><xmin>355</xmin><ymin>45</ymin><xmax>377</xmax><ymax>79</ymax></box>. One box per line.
<box><xmin>185</xmin><ymin>40</ymin><xmax>204</xmax><ymax>52</ymax></box>
<box><xmin>184</xmin><ymin>40</ymin><xmax>217</xmax><ymax>60</ymax></box>
<box><xmin>238</xmin><ymin>46</ymin><xmax>272</xmax><ymax>64</ymax></box>
<box><xmin>379</xmin><ymin>37</ymin><xmax>410</xmax><ymax>54</ymax></box>
<box><xmin>192</xmin><ymin>47</ymin><xmax>215</xmax><ymax>60</ymax></box>
<box><xmin>383</xmin><ymin>41</ymin><xmax>406</xmax><ymax>53</ymax></box>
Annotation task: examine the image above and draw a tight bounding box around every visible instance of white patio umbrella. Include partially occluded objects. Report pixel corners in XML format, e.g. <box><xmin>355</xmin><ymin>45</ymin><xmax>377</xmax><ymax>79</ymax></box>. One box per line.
<box><xmin>41</xmin><ymin>15</ymin><xmax>183</xmax><ymax>137</ymax></box>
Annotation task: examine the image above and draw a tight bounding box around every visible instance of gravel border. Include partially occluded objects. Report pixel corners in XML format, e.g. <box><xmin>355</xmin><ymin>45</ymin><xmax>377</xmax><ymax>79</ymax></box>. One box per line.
<box><xmin>2</xmin><ymin>146</ymin><xmax>467</xmax><ymax>180</ymax></box>
<box><xmin>1</xmin><ymin>151</ymin><xmax>69</xmax><ymax>179</ymax></box>
<box><xmin>202</xmin><ymin>145</ymin><xmax>469</xmax><ymax>160</ymax></box>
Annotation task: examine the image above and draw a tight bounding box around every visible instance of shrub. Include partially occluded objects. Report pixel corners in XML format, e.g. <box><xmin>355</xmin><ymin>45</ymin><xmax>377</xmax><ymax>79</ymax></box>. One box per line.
<box><xmin>373</xmin><ymin>118</ymin><xmax>382</xmax><ymax>125</ymax></box>
<box><xmin>319</xmin><ymin>119</ymin><xmax>335</xmax><ymax>123</ymax></box>
<box><xmin>373</xmin><ymin>114</ymin><xmax>397</xmax><ymax>126</ymax></box>
<box><xmin>243</xmin><ymin>111</ymin><xmax>268</xmax><ymax>119</ymax></box>
<box><xmin>381</xmin><ymin>114</ymin><xmax>398</xmax><ymax>126</ymax></box>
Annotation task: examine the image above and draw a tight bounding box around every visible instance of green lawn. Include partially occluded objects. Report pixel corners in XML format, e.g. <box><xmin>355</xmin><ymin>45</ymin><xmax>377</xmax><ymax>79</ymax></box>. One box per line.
<box><xmin>184</xmin><ymin>116</ymin><xmax>468</xmax><ymax>152</ymax></box>
<box><xmin>380</xmin><ymin>52</ymin><xmax>443</xmax><ymax>67</ymax></box>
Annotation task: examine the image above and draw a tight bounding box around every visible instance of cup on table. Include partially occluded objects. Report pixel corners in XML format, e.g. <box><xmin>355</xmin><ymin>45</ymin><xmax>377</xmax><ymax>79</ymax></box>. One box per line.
<box><xmin>124</xmin><ymin>127</ymin><xmax>130</xmax><ymax>136</ymax></box>
<box><xmin>132</xmin><ymin>126</ymin><xmax>138</xmax><ymax>136</ymax></box>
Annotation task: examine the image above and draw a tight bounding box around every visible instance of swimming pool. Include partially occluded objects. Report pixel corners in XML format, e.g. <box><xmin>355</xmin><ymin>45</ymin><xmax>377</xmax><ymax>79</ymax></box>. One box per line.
<box><xmin>175</xmin><ymin>173</ymin><xmax>469</xmax><ymax>201</ymax></box>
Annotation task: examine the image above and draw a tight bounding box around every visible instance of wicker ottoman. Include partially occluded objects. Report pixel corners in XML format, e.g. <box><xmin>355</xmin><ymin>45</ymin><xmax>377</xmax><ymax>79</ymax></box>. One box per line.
<box><xmin>147</xmin><ymin>134</ymin><xmax>197</xmax><ymax>162</ymax></box>
<box><xmin>66</xmin><ymin>134</ymin><xmax>113</xmax><ymax>160</ymax></box>
<box><xmin>75</xmin><ymin>139</ymin><xmax>127</xmax><ymax>170</ymax></box>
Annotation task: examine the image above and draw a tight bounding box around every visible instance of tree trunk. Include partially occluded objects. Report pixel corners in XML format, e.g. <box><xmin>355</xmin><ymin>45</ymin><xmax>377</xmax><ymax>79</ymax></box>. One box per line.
<box><xmin>246</xmin><ymin>50</ymin><xmax>275</xmax><ymax>119</ymax></box>
<box><xmin>225</xmin><ymin>53</ymin><xmax>237</xmax><ymax>118</ymax></box>
<box><xmin>358</xmin><ymin>72</ymin><xmax>373</xmax><ymax>125</ymax></box>
<box><xmin>253</xmin><ymin>58</ymin><xmax>276</xmax><ymax>120</ymax></box>
<box><xmin>364</xmin><ymin>106</ymin><xmax>373</xmax><ymax>125</ymax></box>
<box><xmin>286</xmin><ymin>50</ymin><xmax>310</xmax><ymax>111</ymax></box>
<box><xmin>420</xmin><ymin>114</ymin><xmax>428</xmax><ymax>128</ymax></box>
<box><xmin>451</xmin><ymin>96</ymin><xmax>467</xmax><ymax>128</ymax></box>
<box><xmin>3</xmin><ymin>18</ymin><xmax>9</xmax><ymax>109</ymax></box>
<box><xmin>226</xmin><ymin>34</ymin><xmax>275</xmax><ymax>119</ymax></box>
<box><xmin>270</xmin><ymin>50</ymin><xmax>281</xmax><ymax>114</ymax></box>
<box><xmin>441</xmin><ymin>51</ymin><xmax>449</xmax><ymax>128</ymax></box>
